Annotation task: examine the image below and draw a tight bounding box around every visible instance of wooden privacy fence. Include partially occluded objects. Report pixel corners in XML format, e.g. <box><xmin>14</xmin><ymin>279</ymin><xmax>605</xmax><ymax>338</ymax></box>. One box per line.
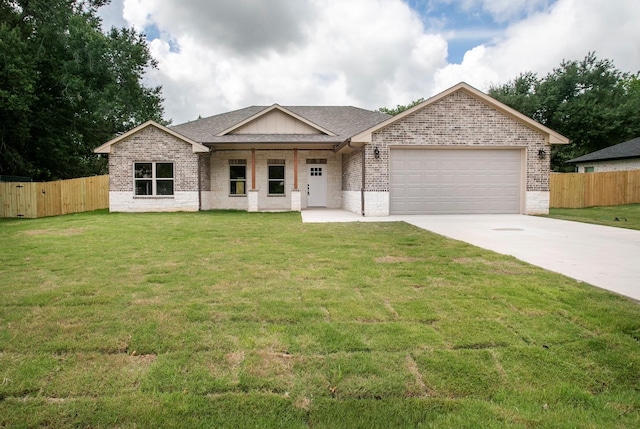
<box><xmin>1</xmin><ymin>175</ymin><xmax>109</xmax><ymax>218</ymax></box>
<box><xmin>550</xmin><ymin>171</ymin><xmax>640</xmax><ymax>208</ymax></box>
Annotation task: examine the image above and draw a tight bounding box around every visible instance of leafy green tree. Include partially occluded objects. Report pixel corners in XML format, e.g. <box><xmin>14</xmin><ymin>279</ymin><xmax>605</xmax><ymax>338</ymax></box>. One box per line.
<box><xmin>489</xmin><ymin>53</ymin><xmax>640</xmax><ymax>171</ymax></box>
<box><xmin>378</xmin><ymin>98</ymin><xmax>425</xmax><ymax>116</ymax></box>
<box><xmin>0</xmin><ymin>0</ymin><xmax>165</xmax><ymax>180</ymax></box>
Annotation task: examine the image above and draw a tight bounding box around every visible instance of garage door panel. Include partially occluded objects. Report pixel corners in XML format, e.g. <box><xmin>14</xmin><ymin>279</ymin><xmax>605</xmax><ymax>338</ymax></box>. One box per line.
<box><xmin>390</xmin><ymin>148</ymin><xmax>522</xmax><ymax>214</ymax></box>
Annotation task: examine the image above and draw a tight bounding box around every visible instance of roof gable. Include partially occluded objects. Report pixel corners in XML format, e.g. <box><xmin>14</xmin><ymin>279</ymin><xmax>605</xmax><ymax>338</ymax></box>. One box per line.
<box><xmin>94</xmin><ymin>121</ymin><xmax>209</xmax><ymax>154</ymax></box>
<box><xmin>170</xmin><ymin>106</ymin><xmax>389</xmax><ymax>145</ymax></box>
<box><xmin>350</xmin><ymin>82</ymin><xmax>570</xmax><ymax>145</ymax></box>
<box><xmin>568</xmin><ymin>137</ymin><xmax>640</xmax><ymax>163</ymax></box>
<box><xmin>217</xmin><ymin>104</ymin><xmax>336</xmax><ymax>136</ymax></box>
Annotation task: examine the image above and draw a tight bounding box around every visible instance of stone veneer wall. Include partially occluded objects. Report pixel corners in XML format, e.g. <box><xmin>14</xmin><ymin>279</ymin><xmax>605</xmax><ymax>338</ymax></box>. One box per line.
<box><xmin>576</xmin><ymin>159</ymin><xmax>640</xmax><ymax>172</ymax></box>
<box><xmin>367</xmin><ymin>89</ymin><xmax>551</xmax><ymax>214</ymax></box>
<box><xmin>108</xmin><ymin>126</ymin><xmax>202</xmax><ymax>212</ymax></box>
<box><xmin>202</xmin><ymin>149</ymin><xmax>342</xmax><ymax>211</ymax></box>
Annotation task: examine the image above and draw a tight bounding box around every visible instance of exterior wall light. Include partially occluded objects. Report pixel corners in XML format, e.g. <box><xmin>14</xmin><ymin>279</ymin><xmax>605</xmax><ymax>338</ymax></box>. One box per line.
<box><xmin>538</xmin><ymin>149</ymin><xmax>546</xmax><ymax>159</ymax></box>
<box><xmin>373</xmin><ymin>147</ymin><xmax>380</xmax><ymax>159</ymax></box>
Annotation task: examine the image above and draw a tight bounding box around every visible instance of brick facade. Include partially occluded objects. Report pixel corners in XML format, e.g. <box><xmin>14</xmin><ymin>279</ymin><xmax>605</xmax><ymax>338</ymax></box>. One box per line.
<box><xmin>341</xmin><ymin>150</ymin><xmax>362</xmax><ymax>191</ymax></box>
<box><xmin>108</xmin><ymin>126</ymin><xmax>201</xmax><ymax>192</ymax></box>
<box><xmin>199</xmin><ymin>153</ymin><xmax>211</xmax><ymax>191</ymax></box>
<box><xmin>369</xmin><ymin>89</ymin><xmax>549</xmax><ymax>193</ymax></box>
<box><xmin>107</xmin><ymin>126</ymin><xmax>202</xmax><ymax>212</ymax></box>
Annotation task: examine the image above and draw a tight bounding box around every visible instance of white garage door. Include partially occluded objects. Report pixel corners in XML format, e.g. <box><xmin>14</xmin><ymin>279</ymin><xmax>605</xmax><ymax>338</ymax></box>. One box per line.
<box><xmin>390</xmin><ymin>148</ymin><xmax>522</xmax><ymax>215</ymax></box>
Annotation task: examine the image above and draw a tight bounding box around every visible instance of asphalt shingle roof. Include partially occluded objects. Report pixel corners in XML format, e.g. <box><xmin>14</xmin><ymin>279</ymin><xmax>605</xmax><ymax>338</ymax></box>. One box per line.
<box><xmin>568</xmin><ymin>137</ymin><xmax>640</xmax><ymax>163</ymax></box>
<box><xmin>170</xmin><ymin>106</ymin><xmax>390</xmax><ymax>145</ymax></box>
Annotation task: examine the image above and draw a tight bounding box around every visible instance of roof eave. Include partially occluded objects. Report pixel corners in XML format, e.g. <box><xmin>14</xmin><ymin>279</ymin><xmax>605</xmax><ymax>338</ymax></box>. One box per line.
<box><xmin>569</xmin><ymin>155</ymin><xmax>640</xmax><ymax>164</ymax></box>
<box><xmin>334</xmin><ymin>139</ymin><xmax>365</xmax><ymax>153</ymax></box>
<box><xmin>205</xmin><ymin>142</ymin><xmax>339</xmax><ymax>150</ymax></box>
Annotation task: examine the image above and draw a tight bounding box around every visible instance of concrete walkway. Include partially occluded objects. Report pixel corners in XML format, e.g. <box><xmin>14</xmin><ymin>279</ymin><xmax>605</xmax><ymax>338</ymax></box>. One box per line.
<box><xmin>301</xmin><ymin>209</ymin><xmax>640</xmax><ymax>301</ymax></box>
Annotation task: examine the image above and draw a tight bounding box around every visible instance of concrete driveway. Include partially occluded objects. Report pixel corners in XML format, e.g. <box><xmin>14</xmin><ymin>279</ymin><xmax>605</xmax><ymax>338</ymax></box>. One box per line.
<box><xmin>302</xmin><ymin>210</ymin><xmax>640</xmax><ymax>301</ymax></box>
<box><xmin>400</xmin><ymin>215</ymin><xmax>640</xmax><ymax>301</ymax></box>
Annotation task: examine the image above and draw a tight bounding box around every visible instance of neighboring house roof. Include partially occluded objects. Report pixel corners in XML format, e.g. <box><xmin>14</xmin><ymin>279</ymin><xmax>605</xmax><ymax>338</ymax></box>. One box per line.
<box><xmin>567</xmin><ymin>137</ymin><xmax>640</xmax><ymax>163</ymax></box>
<box><xmin>170</xmin><ymin>105</ymin><xmax>390</xmax><ymax>145</ymax></box>
<box><xmin>94</xmin><ymin>120</ymin><xmax>209</xmax><ymax>154</ymax></box>
<box><xmin>348</xmin><ymin>82</ymin><xmax>570</xmax><ymax>147</ymax></box>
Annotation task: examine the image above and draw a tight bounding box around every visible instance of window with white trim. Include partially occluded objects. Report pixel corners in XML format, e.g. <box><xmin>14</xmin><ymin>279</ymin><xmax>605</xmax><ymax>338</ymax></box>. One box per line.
<box><xmin>134</xmin><ymin>162</ymin><xmax>174</xmax><ymax>196</ymax></box>
<box><xmin>229</xmin><ymin>160</ymin><xmax>247</xmax><ymax>195</ymax></box>
<box><xmin>268</xmin><ymin>159</ymin><xmax>285</xmax><ymax>195</ymax></box>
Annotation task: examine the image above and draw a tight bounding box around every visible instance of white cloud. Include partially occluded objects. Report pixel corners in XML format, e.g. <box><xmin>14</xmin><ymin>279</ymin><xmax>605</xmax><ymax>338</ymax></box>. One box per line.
<box><xmin>434</xmin><ymin>0</ymin><xmax>640</xmax><ymax>92</ymax></box>
<box><xmin>122</xmin><ymin>0</ymin><xmax>152</xmax><ymax>30</ymax></box>
<box><xmin>98</xmin><ymin>0</ymin><xmax>128</xmax><ymax>30</ymax></box>
<box><xmin>103</xmin><ymin>0</ymin><xmax>640</xmax><ymax>124</ymax></box>
<box><xmin>127</xmin><ymin>0</ymin><xmax>448</xmax><ymax>122</ymax></box>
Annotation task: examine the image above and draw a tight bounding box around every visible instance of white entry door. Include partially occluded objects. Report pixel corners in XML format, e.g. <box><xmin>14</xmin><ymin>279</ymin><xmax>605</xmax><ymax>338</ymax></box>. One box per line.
<box><xmin>307</xmin><ymin>165</ymin><xmax>327</xmax><ymax>207</ymax></box>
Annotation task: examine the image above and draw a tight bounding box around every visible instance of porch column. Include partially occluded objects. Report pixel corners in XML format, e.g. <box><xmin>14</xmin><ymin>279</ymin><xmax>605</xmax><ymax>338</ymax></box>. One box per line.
<box><xmin>293</xmin><ymin>148</ymin><xmax>298</xmax><ymax>190</ymax></box>
<box><xmin>291</xmin><ymin>148</ymin><xmax>301</xmax><ymax>211</ymax></box>
<box><xmin>251</xmin><ymin>148</ymin><xmax>256</xmax><ymax>190</ymax></box>
<box><xmin>248</xmin><ymin>148</ymin><xmax>258</xmax><ymax>212</ymax></box>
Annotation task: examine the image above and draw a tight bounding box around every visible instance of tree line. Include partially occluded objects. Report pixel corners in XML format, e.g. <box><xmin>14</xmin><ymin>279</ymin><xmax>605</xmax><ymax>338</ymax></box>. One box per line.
<box><xmin>2</xmin><ymin>1</ymin><xmax>638</xmax><ymax>180</ymax></box>
<box><xmin>0</xmin><ymin>0</ymin><xmax>165</xmax><ymax>180</ymax></box>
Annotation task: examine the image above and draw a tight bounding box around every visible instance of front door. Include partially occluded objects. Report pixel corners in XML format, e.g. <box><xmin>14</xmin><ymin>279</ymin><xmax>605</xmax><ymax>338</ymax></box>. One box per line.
<box><xmin>307</xmin><ymin>165</ymin><xmax>327</xmax><ymax>207</ymax></box>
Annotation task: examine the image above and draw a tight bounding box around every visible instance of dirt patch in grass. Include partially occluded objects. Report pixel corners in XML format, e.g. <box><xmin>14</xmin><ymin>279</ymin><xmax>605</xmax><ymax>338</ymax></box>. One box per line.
<box><xmin>45</xmin><ymin>397</ymin><xmax>69</xmax><ymax>403</ymax></box>
<box><xmin>129</xmin><ymin>353</ymin><xmax>157</xmax><ymax>366</ymax></box>
<box><xmin>405</xmin><ymin>354</ymin><xmax>429</xmax><ymax>398</ymax></box>
<box><xmin>295</xmin><ymin>396</ymin><xmax>312</xmax><ymax>410</ymax></box>
<box><xmin>375</xmin><ymin>256</ymin><xmax>419</xmax><ymax>263</ymax></box>
<box><xmin>384</xmin><ymin>300</ymin><xmax>400</xmax><ymax>319</ymax></box>
<box><xmin>135</xmin><ymin>354</ymin><xmax>157</xmax><ymax>364</ymax></box>
<box><xmin>226</xmin><ymin>351</ymin><xmax>245</xmax><ymax>369</ymax></box>
<box><xmin>23</xmin><ymin>227</ymin><xmax>87</xmax><ymax>237</ymax></box>
<box><xmin>253</xmin><ymin>350</ymin><xmax>295</xmax><ymax>378</ymax></box>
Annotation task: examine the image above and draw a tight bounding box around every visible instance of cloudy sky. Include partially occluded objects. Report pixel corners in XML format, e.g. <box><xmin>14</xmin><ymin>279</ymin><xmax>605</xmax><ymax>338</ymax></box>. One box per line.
<box><xmin>98</xmin><ymin>0</ymin><xmax>640</xmax><ymax>124</ymax></box>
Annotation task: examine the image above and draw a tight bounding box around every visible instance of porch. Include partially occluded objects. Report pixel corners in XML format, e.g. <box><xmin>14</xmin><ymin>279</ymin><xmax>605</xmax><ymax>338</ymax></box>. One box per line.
<box><xmin>200</xmin><ymin>148</ymin><xmax>343</xmax><ymax>212</ymax></box>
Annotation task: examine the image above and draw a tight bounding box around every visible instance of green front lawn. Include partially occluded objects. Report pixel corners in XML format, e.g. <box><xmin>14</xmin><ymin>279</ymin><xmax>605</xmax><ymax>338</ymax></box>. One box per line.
<box><xmin>548</xmin><ymin>204</ymin><xmax>640</xmax><ymax>231</ymax></box>
<box><xmin>1</xmin><ymin>210</ymin><xmax>639</xmax><ymax>428</ymax></box>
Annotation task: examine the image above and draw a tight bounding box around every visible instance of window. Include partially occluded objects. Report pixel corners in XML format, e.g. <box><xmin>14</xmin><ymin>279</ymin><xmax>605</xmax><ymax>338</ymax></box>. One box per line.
<box><xmin>268</xmin><ymin>159</ymin><xmax>285</xmax><ymax>195</ymax></box>
<box><xmin>306</xmin><ymin>158</ymin><xmax>327</xmax><ymax>165</ymax></box>
<box><xmin>229</xmin><ymin>160</ymin><xmax>246</xmax><ymax>195</ymax></box>
<box><xmin>584</xmin><ymin>166</ymin><xmax>595</xmax><ymax>173</ymax></box>
<box><xmin>134</xmin><ymin>162</ymin><xmax>174</xmax><ymax>196</ymax></box>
